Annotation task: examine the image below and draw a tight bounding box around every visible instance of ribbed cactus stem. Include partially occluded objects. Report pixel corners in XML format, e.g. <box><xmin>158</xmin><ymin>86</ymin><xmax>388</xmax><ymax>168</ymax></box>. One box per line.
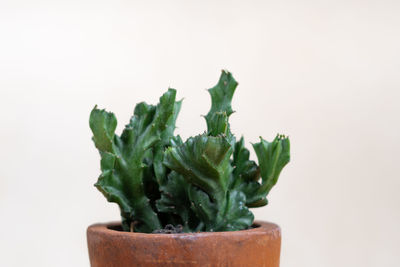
<box><xmin>90</xmin><ymin>71</ymin><xmax>290</xmax><ymax>233</ymax></box>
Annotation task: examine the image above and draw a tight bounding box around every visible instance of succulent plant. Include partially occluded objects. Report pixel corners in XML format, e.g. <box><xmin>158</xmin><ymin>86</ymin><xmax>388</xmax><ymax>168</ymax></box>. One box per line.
<box><xmin>89</xmin><ymin>71</ymin><xmax>290</xmax><ymax>233</ymax></box>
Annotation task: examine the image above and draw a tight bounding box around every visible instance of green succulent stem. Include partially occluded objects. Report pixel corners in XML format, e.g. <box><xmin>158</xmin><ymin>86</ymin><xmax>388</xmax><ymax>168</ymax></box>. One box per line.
<box><xmin>89</xmin><ymin>71</ymin><xmax>290</xmax><ymax>233</ymax></box>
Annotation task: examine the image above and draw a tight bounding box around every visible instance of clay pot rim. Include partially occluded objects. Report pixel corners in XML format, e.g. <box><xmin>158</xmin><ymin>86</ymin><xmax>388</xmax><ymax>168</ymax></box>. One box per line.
<box><xmin>88</xmin><ymin>220</ymin><xmax>280</xmax><ymax>239</ymax></box>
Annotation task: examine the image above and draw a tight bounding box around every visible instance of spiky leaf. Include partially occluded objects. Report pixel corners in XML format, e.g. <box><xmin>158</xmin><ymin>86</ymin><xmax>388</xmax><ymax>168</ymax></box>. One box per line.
<box><xmin>164</xmin><ymin>134</ymin><xmax>232</xmax><ymax>203</ymax></box>
<box><xmin>231</xmin><ymin>137</ymin><xmax>266</xmax><ymax>207</ymax></box>
<box><xmin>218</xmin><ymin>190</ymin><xmax>254</xmax><ymax>231</ymax></box>
<box><xmin>253</xmin><ymin>134</ymin><xmax>291</xmax><ymax>197</ymax></box>
<box><xmin>156</xmin><ymin>171</ymin><xmax>198</xmax><ymax>231</ymax></box>
<box><xmin>164</xmin><ymin>134</ymin><xmax>253</xmax><ymax>231</ymax></box>
<box><xmin>90</xmin><ymin>89</ymin><xmax>181</xmax><ymax>232</ymax></box>
<box><xmin>205</xmin><ymin>71</ymin><xmax>237</xmax><ymax>144</ymax></box>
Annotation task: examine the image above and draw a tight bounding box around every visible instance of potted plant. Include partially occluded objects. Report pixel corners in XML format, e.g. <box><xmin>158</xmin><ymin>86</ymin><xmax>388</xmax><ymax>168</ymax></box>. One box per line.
<box><xmin>87</xmin><ymin>71</ymin><xmax>290</xmax><ymax>267</ymax></box>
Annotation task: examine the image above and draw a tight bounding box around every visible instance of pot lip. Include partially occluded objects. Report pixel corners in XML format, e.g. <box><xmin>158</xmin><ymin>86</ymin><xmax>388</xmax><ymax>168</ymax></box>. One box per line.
<box><xmin>87</xmin><ymin>220</ymin><xmax>280</xmax><ymax>238</ymax></box>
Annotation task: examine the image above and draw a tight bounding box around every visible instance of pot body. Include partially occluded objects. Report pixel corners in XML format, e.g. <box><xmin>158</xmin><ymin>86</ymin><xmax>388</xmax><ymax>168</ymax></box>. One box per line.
<box><xmin>87</xmin><ymin>221</ymin><xmax>281</xmax><ymax>267</ymax></box>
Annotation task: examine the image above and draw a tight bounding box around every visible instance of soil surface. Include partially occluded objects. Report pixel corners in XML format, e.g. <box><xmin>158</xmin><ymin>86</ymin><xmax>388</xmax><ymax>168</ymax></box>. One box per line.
<box><xmin>152</xmin><ymin>224</ymin><xmax>183</xmax><ymax>234</ymax></box>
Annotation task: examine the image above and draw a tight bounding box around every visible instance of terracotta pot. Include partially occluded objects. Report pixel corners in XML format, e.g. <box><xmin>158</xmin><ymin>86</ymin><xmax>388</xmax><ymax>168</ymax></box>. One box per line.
<box><xmin>87</xmin><ymin>221</ymin><xmax>281</xmax><ymax>267</ymax></box>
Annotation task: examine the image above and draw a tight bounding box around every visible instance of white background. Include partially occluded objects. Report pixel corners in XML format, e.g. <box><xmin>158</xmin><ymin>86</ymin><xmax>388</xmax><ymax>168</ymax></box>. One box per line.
<box><xmin>1</xmin><ymin>1</ymin><xmax>400</xmax><ymax>266</ymax></box>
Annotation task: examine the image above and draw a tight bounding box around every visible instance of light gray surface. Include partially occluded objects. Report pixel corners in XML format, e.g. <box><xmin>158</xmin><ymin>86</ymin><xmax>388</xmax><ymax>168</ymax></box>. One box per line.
<box><xmin>1</xmin><ymin>1</ymin><xmax>399</xmax><ymax>266</ymax></box>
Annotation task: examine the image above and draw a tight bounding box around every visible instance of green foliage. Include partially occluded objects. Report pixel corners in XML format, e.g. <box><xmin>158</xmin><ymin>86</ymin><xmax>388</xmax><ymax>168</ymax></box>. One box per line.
<box><xmin>90</xmin><ymin>71</ymin><xmax>291</xmax><ymax>233</ymax></box>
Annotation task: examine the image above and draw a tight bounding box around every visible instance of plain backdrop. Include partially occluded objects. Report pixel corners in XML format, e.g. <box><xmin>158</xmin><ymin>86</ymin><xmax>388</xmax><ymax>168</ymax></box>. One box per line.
<box><xmin>1</xmin><ymin>1</ymin><xmax>399</xmax><ymax>266</ymax></box>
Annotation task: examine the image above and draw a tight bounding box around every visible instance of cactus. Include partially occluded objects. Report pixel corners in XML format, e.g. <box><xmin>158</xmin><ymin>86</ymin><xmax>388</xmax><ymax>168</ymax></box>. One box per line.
<box><xmin>90</xmin><ymin>71</ymin><xmax>290</xmax><ymax>233</ymax></box>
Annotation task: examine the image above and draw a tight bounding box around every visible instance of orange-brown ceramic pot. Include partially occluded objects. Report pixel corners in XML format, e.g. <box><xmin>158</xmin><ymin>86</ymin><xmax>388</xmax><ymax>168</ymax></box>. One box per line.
<box><xmin>87</xmin><ymin>221</ymin><xmax>281</xmax><ymax>267</ymax></box>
